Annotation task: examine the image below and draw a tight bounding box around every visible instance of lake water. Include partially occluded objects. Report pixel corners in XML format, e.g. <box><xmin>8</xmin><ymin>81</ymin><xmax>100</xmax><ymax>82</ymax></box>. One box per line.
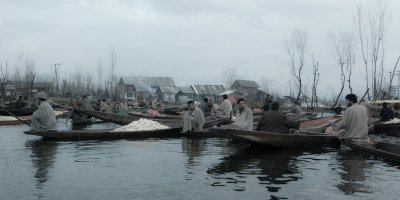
<box><xmin>1</xmin><ymin>119</ymin><xmax>400</xmax><ymax>200</ymax></box>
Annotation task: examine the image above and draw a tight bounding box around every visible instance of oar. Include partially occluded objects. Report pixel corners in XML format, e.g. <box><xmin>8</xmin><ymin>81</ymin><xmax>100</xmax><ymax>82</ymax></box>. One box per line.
<box><xmin>65</xmin><ymin>107</ymin><xmax>75</xmax><ymax>124</ymax></box>
<box><xmin>1</xmin><ymin>109</ymin><xmax>31</xmax><ymax>127</ymax></box>
<box><xmin>359</xmin><ymin>88</ymin><xmax>370</xmax><ymax>104</ymax></box>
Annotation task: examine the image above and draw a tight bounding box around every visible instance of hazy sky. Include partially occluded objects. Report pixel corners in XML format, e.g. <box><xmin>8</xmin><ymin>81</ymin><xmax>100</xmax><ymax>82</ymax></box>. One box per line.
<box><xmin>0</xmin><ymin>0</ymin><xmax>399</xmax><ymax>98</ymax></box>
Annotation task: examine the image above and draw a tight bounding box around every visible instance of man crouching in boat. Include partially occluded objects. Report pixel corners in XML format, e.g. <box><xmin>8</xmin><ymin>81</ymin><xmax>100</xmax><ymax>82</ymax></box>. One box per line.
<box><xmin>328</xmin><ymin>94</ymin><xmax>369</xmax><ymax>141</ymax></box>
<box><xmin>182</xmin><ymin>100</ymin><xmax>205</xmax><ymax>133</ymax></box>
<box><xmin>256</xmin><ymin>101</ymin><xmax>300</xmax><ymax>133</ymax></box>
<box><xmin>227</xmin><ymin>98</ymin><xmax>253</xmax><ymax>131</ymax></box>
<box><xmin>31</xmin><ymin>92</ymin><xmax>57</xmax><ymax>131</ymax></box>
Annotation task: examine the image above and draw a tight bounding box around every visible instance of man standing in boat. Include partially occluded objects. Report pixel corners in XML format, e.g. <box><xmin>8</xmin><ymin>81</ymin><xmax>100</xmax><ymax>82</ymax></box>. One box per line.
<box><xmin>380</xmin><ymin>102</ymin><xmax>394</xmax><ymax>121</ymax></box>
<box><xmin>228</xmin><ymin>98</ymin><xmax>253</xmax><ymax>131</ymax></box>
<box><xmin>330</xmin><ymin>94</ymin><xmax>369</xmax><ymax>140</ymax></box>
<box><xmin>257</xmin><ymin>101</ymin><xmax>300</xmax><ymax>133</ymax></box>
<box><xmin>31</xmin><ymin>92</ymin><xmax>57</xmax><ymax>130</ymax></box>
<box><xmin>182</xmin><ymin>100</ymin><xmax>205</xmax><ymax>133</ymax></box>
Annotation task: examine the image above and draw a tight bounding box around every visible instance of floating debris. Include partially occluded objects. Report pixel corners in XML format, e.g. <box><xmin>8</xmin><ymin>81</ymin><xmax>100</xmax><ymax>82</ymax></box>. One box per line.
<box><xmin>111</xmin><ymin>118</ymin><xmax>169</xmax><ymax>132</ymax></box>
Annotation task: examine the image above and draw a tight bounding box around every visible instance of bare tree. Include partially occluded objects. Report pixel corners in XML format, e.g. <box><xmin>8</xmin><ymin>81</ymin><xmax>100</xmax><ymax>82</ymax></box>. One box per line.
<box><xmin>387</xmin><ymin>56</ymin><xmax>400</xmax><ymax>98</ymax></box>
<box><xmin>224</xmin><ymin>67</ymin><xmax>239</xmax><ymax>89</ymax></box>
<box><xmin>286</xmin><ymin>30</ymin><xmax>307</xmax><ymax>104</ymax></box>
<box><xmin>355</xmin><ymin>1</ymin><xmax>390</xmax><ymax>100</ymax></box>
<box><xmin>310</xmin><ymin>54</ymin><xmax>319</xmax><ymax>108</ymax></box>
<box><xmin>97</xmin><ymin>59</ymin><xmax>103</xmax><ymax>97</ymax></box>
<box><xmin>24</xmin><ymin>58</ymin><xmax>36</xmax><ymax>98</ymax></box>
<box><xmin>0</xmin><ymin>62</ymin><xmax>10</xmax><ymax>105</ymax></box>
<box><xmin>329</xmin><ymin>33</ymin><xmax>347</xmax><ymax>109</ymax></box>
<box><xmin>53</xmin><ymin>63</ymin><xmax>61</xmax><ymax>96</ymax></box>
<box><xmin>110</xmin><ymin>49</ymin><xmax>117</xmax><ymax>99</ymax></box>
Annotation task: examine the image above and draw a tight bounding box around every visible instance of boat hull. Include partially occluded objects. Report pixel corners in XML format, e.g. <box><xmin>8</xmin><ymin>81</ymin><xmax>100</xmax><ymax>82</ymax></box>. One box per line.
<box><xmin>213</xmin><ymin>128</ymin><xmax>339</xmax><ymax>149</ymax></box>
<box><xmin>345</xmin><ymin>140</ymin><xmax>400</xmax><ymax>162</ymax></box>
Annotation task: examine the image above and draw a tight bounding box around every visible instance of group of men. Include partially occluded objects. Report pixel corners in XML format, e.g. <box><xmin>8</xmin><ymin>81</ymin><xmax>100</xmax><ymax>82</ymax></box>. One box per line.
<box><xmin>28</xmin><ymin>90</ymin><xmax>382</xmax><ymax>143</ymax></box>
<box><xmin>182</xmin><ymin>92</ymin><xmax>376</xmax><ymax>142</ymax></box>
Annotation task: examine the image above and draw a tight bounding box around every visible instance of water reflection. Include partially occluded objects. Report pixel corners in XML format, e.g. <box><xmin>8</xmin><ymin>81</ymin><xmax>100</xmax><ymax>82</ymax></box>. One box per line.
<box><xmin>25</xmin><ymin>139</ymin><xmax>58</xmax><ymax>190</ymax></box>
<box><xmin>207</xmin><ymin>145</ymin><xmax>303</xmax><ymax>193</ymax></box>
<box><xmin>336</xmin><ymin>150</ymin><xmax>373</xmax><ymax>195</ymax></box>
<box><xmin>182</xmin><ymin>138</ymin><xmax>205</xmax><ymax>166</ymax></box>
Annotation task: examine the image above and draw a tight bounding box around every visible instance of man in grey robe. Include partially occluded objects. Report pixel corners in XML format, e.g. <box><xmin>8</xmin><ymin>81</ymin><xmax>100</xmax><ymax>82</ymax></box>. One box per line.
<box><xmin>331</xmin><ymin>94</ymin><xmax>369</xmax><ymax>140</ymax></box>
<box><xmin>217</xmin><ymin>94</ymin><xmax>232</xmax><ymax>120</ymax></box>
<box><xmin>228</xmin><ymin>98</ymin><xmax>253</xmax><ymax>131</ymax></box>
<box><xmin>257</xmin><ymin>102</ymin><xmax>300</xmax><ymax>133</ymax></box>
<box><xmin>197</xmin><ymin>98</ymin><xmax>211</xmax><ymax>117</ymax></box>
<box><xmin>182</xmin><ymin>100</ymin><xmax>205</xmax><ymax>132</ymax></box>
<box><xmin>31</xmin><ymin>92</ymin><xmax>57</xmax><ymax>130</ymax></box>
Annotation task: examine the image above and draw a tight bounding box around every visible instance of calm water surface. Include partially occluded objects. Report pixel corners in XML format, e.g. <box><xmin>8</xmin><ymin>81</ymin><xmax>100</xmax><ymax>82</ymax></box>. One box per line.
<box><xmin>1</xmin><ymin>119</ymin><xmax>400</xmax><ymax>200</ymax></box>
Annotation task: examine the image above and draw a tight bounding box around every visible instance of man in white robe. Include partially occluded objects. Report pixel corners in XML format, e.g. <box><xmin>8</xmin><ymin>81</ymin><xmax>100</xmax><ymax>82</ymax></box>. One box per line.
<box><xmin>228</xmin><ymin>98</ymin><xmax>253</xmax><ymax>131</ymax></box>
<box><xmin>217</xmin><ymin>94</ymin><xmax>232</xmax><ymax>120</ymax></box>
<box><xmin>31</xmin><ymin>92</ymin><xmax>57</xmax><ymax>130</ymax></box>
<box><xmin>331</xmin><ymin>94</ymin><xmax>369</xmax><ymax>140</ymax></box>
<box><xmin>182</xmin><ymin>100</ymin><xmax>205</xmax><ymax>132</ymax></box>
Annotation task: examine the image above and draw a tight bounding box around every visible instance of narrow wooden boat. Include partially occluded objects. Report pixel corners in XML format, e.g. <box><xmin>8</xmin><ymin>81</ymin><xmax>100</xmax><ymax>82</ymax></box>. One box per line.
<box><xmin>212</xmin><ymin>128</ymin><xmax>339</xmax><ymax>149</ymax></box>
<box><xmin>372</xmin><ymin>121</ymin><xmax>400</xmax><ymax>137</ymax></box>
<box><xmin>79</xmin><ymin>109</ymin><xmax>228</xmax><ymax>128</ymax></box>
<box><xmin>299</xmin><ymin>115</ymin><xmax>342</xmax><ymax>132</ymax></box>
<box><xmin>23</xmin><ymin>127</ymin><xmax>182</xmax><ymax>140</ymax></box>
<box><xmin>0</xmin><ymin>111</ymin><xmax>69</xmax><ymax>126</ymax></box>
<box><xmin>128</xmin><ymin>111</ymin><xmax>183</xmax><ymax>120</ymax></box>
<box><xmin>0</xmin><ymin>107</ymin><xmax>38</xmax><ymax>116</ymax></box>
<box><xmin>345</xmin><ymin>140</ymin><xmax>400</xmax><ymax>162</ymax></box>
<box><xmin>77</xmin><ymin>110</ymin><xmax>140</xmax><ymax>125</ymax></box>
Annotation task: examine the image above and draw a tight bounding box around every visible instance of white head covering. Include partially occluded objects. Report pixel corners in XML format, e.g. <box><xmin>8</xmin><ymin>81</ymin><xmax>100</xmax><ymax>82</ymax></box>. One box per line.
<box><xmin>37</xmin><ymin>92</ymin><xmax>47</xmax><ymax>100</ymax></box>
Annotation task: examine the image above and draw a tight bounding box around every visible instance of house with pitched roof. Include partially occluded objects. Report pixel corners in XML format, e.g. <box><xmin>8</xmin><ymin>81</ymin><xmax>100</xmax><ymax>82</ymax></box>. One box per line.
<box><xmin>231</xmin><ymin>79</ymin><xmax>267</xmax><ymax>108</ymax></box>
<box><xmin>117</xmin><ymin>76</ymin><xmax>176</xmax><ymax>100</ymax></box>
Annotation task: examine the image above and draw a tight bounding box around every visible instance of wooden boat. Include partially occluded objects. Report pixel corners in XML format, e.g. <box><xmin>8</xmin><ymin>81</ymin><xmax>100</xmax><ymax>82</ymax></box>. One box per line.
<box><xmin>0</xmin><ymin>107</ymin><xmax>38</xmax><ymax>116</ymax></box>
<box><xmin>299</xmin><ymin>115</ymin><xmax>342</xmax><ymax>132</ymax></box>
<box><xmin>23</xmin><ymin>125</ymin><xmax>229</xmax><ymax>140</ymax></box>
<box><xmin>372</xmin><ymin>121</ymin><xmax>400</xmax><ymax>137</ymax></box>
<box><xmin>128</xmin><ymin>111</ymin><xmax>183</xmax><ymax>120</ymax></box>
<box><xmin>77</xmin><ymin>110</ymin><xmax>140</xmax><ymax>125</ymax></box>
<box><xmin>79</xmin><ymin>109</ymin><xmax>228</xmax><ymax>128</ymax></box>
<box><xmin>0</xmin><ymin>110</ymin><xmax>69</xmax><ymax>126</ymax></box>
<box><xmin>345</xmin><ymin>140</ymin><xmax>400</xmax><ymax>162</ymax></box>
<box><xmin>24</xmin><ymin>127</ymin><xmax>182</xmax><ymax>140</ymax></box>
<box><xmin>211</xmin><ymin>128</ymin><xmax>339</xmax><ymax>149</ymax></box>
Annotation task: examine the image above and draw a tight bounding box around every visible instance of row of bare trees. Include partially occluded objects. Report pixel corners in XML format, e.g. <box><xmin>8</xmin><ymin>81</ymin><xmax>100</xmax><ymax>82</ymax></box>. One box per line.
<box><xmin>285</xmin><ymin>1</ymin><xmax>399</xmax><ymax>109</ymax></box>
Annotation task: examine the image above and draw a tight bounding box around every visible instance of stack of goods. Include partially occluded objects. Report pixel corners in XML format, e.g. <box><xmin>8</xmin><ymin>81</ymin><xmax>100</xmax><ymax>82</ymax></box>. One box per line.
<box><xmin>0</xmin><ymin>116</ymin><xmax>19</xmax><ymax>121</ymax></box>
<box><xmin>111</xmin><ymin>118</ymin><xmax>169</xmax><ymax>132</ymax></box>
<box><xmin>384</xmin><ymin>118</ymin><xmax>400</xmax><ymax>124</ymax></box>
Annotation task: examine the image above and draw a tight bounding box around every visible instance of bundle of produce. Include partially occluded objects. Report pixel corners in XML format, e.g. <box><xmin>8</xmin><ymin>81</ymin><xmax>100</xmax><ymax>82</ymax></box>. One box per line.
<box><xmin>111</xmin><ymin>118</ymin><xmax>169</xmax><ymax>132</ymax></box>
<box><xmin>0</xmin><ymin>116</ymin><xmax>20</xmax><ymax>121</ymax></box>
<box><xmin>384</xmin><ymin>118</ymin><xmax>400</xmax><ymax>124</ymax></box>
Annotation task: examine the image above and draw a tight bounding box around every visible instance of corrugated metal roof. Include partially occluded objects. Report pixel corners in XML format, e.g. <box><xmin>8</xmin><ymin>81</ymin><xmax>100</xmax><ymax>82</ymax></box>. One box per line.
<box><xmin>176</xmin><ymin>86</ymin><xmax>195</xmax><ymax>94</ymax></box>
<box><xmin>121</xmin><ymin>76</ymin><xmax>176</xmax><ymax>87</ymax></box>
<box><xmin>192</xmin><ymin>85</ymin><xmax>225</xmax><ymax>95</ymax></box>
<box><xmin>159</xmin><ymin>87</ymin><xmax>178</xmax><ymax>94</ymax></box>
<box><xmin>232</xmin><ymin>80</ymin><xmax>259</xmax><ymax>88</ymax></box>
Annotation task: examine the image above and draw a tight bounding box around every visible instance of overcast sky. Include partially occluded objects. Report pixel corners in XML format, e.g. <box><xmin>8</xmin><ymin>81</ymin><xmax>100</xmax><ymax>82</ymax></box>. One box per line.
<box><xmin>0</xmin><ymin>0</ymin><xmax>399</xmax><ymax>98</ymax></box>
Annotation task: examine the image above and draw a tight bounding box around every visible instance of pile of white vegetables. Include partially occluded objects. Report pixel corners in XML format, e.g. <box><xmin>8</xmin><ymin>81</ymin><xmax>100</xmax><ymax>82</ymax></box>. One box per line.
<box><xmin>0</xmin><ymin>116</ymin><xmax>19</xmax><ymax>121</ymax></box>
<box><xmin>111</xmin><ymin>118</ymin><xmax>170</xmax><ymax>132</ymax></box>
<box><xmin>384</xmin><ymin>118</ymin><xmax>400</xmax><ymax>124</ymax></box>
<box><xmin>54</xmin><ymin>110</ymin><xmax>67</xmax><ymax>116</ymax></box>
